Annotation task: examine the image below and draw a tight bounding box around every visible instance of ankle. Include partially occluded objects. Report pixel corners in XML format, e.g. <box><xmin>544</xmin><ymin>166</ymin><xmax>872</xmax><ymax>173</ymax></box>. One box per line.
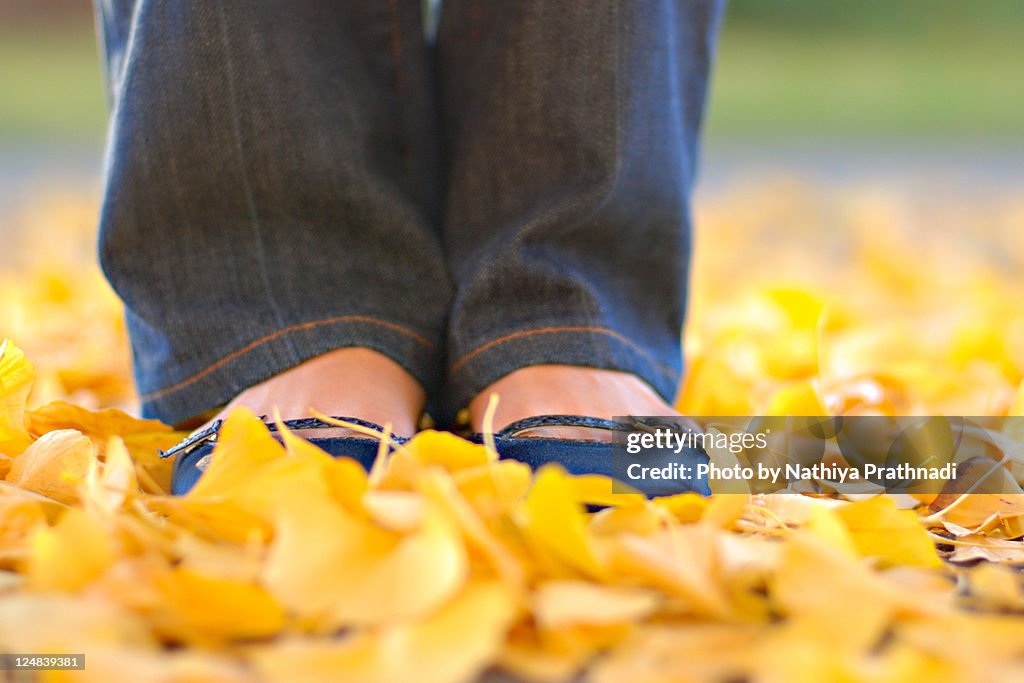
<box><xmin>468</xmin><ymin>364</ymin><xmax>676</xmax><ymax>434</ymax></box>
<box><xmin>210</xmin><ymin>348</ymin><xmax>424</xmax><ymax>437</ymax></box>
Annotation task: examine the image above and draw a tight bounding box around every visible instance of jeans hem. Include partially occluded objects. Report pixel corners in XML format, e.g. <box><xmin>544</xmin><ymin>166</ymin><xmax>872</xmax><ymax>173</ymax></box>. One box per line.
<box><xmin>139</xmin><ymin>316</ymin><xmax>441</xmax><ymax>427</ymax></box>
<box><xmin>446</xmin><ymin>326</ymin><xmax>682</xmax><ymax>417</ymax></box>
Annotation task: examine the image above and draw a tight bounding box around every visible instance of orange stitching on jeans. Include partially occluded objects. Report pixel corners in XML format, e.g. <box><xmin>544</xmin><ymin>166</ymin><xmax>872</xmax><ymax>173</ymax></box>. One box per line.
<box><xmin>141</xmin><ymin>315</ymin><xmax>434</xmax><ymax>402</ymax></box>
<box><xmin>449</xmin><ymin>326</ymin><xmax>677</xmax><ymax>377</ymax></box>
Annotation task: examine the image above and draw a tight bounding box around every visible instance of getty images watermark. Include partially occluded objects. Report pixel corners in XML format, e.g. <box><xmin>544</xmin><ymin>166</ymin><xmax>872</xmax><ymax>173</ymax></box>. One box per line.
<box><xmin>610</xmin><ymin>416</ymin><xmax>1017</xmax><ymax>495</ymax></box>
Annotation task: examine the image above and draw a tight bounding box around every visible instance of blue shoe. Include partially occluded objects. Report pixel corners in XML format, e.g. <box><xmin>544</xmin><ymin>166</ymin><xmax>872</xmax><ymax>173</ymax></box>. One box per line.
<box><xmin>160</xmin><ymin>416</ymin><xmax>404</xmax><ymax>495</ymax></box>
<box><xmin>475</xmin><ymin>415</ymin><xmax>712</xmax><ymax>498</ymax></box>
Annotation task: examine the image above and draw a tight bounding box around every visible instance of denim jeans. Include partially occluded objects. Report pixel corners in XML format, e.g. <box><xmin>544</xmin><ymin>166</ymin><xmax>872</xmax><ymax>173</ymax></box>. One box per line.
<box><xmin>95</xmin><ymin>0</ymin><xmax>723</xmax><ymax>427</ymax></box>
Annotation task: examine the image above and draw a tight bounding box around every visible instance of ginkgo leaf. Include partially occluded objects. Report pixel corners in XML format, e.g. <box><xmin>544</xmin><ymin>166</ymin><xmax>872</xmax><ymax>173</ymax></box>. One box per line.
<box><xmin>948</xmin><ymin>535</ymin><xmax>1024</xmax><ymax>565</ymax></box>
<box><xmin>82</xmin><ymin>437</ymin><xmax>139</xmax><ymax>514</ymax></box>
<box><xmin>0</xmin><ymin>594</ymin><xmax>154</xmax><ymax>652</ymax></box>
<box><xmin>251</xmin><ymin>580</ymin><xmax>517</xmax><ymax>683</ymax></box>
<box><xmin>589</xmin><ymin>623</ymin><xmax>762</xmax><ymax>683</ymax></box>
<box><xmin>26</xmin><ymin>507</ymin><xmax>115</xmax><ymax>591</ymax></box>
<box><xmin>0</xmin><ymin>494</ymin><xmax>49</xmax><ymax>561</ymax></box>
<box><xmin>44</xmin><ymin>647</ymin><xmax>253</xmax><ymax>683</ymax></box>
<box><xmin>570</xmin><ymin>474</ymin><xmax>646</xmax><ymax>508</ymax></box>
<box><xmin>605</xmin><ymin>525</ymin><xmax>732</xmax><ymax>619</ymax></box>
<box><xmin>702</xmin><ymin>490</ymin><xmax>751</xmax><ymax>528</ymax></box>
<box><xmin>521</xmin><ymin>465</ymin><xmax>606</xmax><ymax>579</ymax></box>
<box><xmin>26</xmin><ymin>400</ymin><xmax>173</xmax><ymax>442</ymax></box>
<box><xmin>275</xmin><ymin>416</ymin><xmax>369</xmax><ymax>515</ymax></box>
<box><xmin>772</xmin><ymin>530</ymin><xmax>897</xmax><ymax>652</ymax></box>
<box><xmin>419</xmin><ymin>469</ymin><xmax>527</xmax><ymax>588</ymax></box>
<box><xmin>966</xmin><ymin>563</ymin><xmax>1024</xmax><ymax>611</ymax></box>
<box><xmin>802</xmin><ymin>505</ymin><xmax>859</xmax><ymax>555</ymax></box>
<box><xmin>533</xmin><ymin>581</ymin><xmax>659</xmax><ymax>628</ymax></box>
<box><xmin>186</xmin><ymin>408</ymin><xmax>286</xmax><ymax>502</ymax></box>
<box><xmin>589</xmin><ymin>504</ymin><xmax>665</xmax><ymax>536</ymax></box>
<box><xmin>836</xmin><ymin>495</ymin><xmax>942</xmax><ymax>568</ymax></box>
<box><xmin>6</xmin><ymin>428</ymin><xmax>95</xmax><ymax>504</ymax></box>
<box><xmin>766</xmin><ymin>378</ymin><xmax>828</xmax><ymax>416</ymax></box>
<box><xmin>26</xmin><ymin>401</ymin><xmax>182</xmax><ymax>492</ymax></box>
<box><xmin>451</xmin><ymin>460</ymin><xmax>533</xmax><ymax>516</ymax></box>
<box><xmin>0</xmin><ymin>340</ymin><xmax>34</xmax><ymax>456</ymax></box>
<box><xmin>402</xmin><ymin>429</ymin><xmax>493</xmax><ymax>471</ymax></box>
<box><xmin>148</xmin><ymin>567</ymin><xmax>286</xmax><ymax>645</ymax></box>
<box><xmin>263</xmin><ymin>468</ymin><xmax>467</xmax><ymax>627</ymax></box>
<box><xmin>652</xmin><ymin>491</ymin><xmax>709</xmax><ymax>522</ymax></box>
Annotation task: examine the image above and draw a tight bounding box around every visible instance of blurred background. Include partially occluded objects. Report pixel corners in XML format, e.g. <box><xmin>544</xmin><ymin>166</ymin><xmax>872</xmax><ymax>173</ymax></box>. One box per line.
<box><xmin>2</xmin><ymin>0</ymin><xmax>1023</xmax><ymax>214</ymax></box>
<box><xmin>1</xmin><ymin>0</ymin><xmax>1023</xmax><ymax>415</ymax></box>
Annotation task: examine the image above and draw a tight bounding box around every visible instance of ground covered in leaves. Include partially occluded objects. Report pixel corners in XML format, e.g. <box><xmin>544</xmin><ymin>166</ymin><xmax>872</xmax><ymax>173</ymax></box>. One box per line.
<box><xmin>2</xmin><ymin>179</ymin><xmax>1024</xmax><ymax>682</ymax></box>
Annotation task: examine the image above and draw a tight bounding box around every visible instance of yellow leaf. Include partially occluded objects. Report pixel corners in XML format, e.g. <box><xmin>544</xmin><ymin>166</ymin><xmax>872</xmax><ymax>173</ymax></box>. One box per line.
<box><xmin>6</xmin><ymin>429</ymin><xmax>95</xmax><ymax>504</ymax></box>
<box><xmin>948</xmin><ymin>534</ymin><xmax>1024</xmax><ymax>564</ymax></box>
<box><xmin>26</xmin><ymin>508</ymin><xmax>115</xmax><ymax>591</ymax></box>
<box><xmin>930</xmin><ymin>492</ymin><xmax>1024</xmax><ymax>530</ymax></box>
<box><xmin>452</xmin><ymin>460</ymin><xmax>532</xmax><ymax>516</ymax></box>
<box><xmin>420</xmin><ymin>469</ymin><xmax>527</xmax><ymax>588</ymax></box>
<box><xmin>772</xmin><ymin>530</ymin><xmax>896</xmax><ymax>652</ymax></box>
<box><xmin>570</xmin><ymin>474</ymin><xmax>646</xmax><ymax>508</ymax></box>
<box><xmin>752</xmin><ymin>492</ymin><xmax>846</xmax><ymax>527</ymax></box>
<box><xmin>803</xmin><ymin>505</ymin><xmax>859</xmax><ymax>555</ymax></box>
<box><xmin>186</xmin><ymin>408</ymin><xmax>286</xmax><ymax>500</ymax></box>
<box><xmin>402</xmin><ymin>429</ymin><xmax>493</xmax><ymax>471</ymax></box>
<box><xmin>263</xmin><ymin>471</ymin><xmax>467</xmax><ymax>627</ymax></box>
<box><xmin>766</xmin><ymin>287</ymin><xmax>826</xmax><ymax>330</ymax></box>
<box><xmin>148</xmin><ymin>496</ymin><xmax>272</xmax><ymax>545</ymax></box>
<box><xmin>653</xmin><ymin>491</ymin><xmax>709</xmax><ymax>522</ymax></box>
<box><xmin>41</xmin><ymin>648</ymin><xmax>252</xmax><ymax>683</ymax></box>
<box><xmin>26</xmin><ymin>400</ymin><xmax>172</xmax><ymax>443</ymax></box>
<box><xmin>363</xmin><ymin>490</ymin><xmax>425</xmax><ymax>531</ymax></box>
<box><xmin>522</xmin><ymin>465</ymin><xmax>605</xmax><ymax>578</ymax></box>
<box><xmin>0</xmin><ymin>594</ymin><xmax>154</xmax><ymax>652</ymax></box>
<box><xmin>966</xmin><ymin>563</ymin><xmax>1024</xmax><ymax>612</ymax></box>
<box><xmin>276</xmin><ymin>417</ymin><xmax>369</xmax><ymax>515</ymax></box>
<box><xmin>606</xmin><ymin>526</ymin><xmax>732</xmax><ymax>618</ymax></box>
<box><xmin>590</xmin><ymin>505</ymin><xmax>665</xmax><ymax>536</ymax></box>
<box><xmin>330</xmin><ymin>506</ymin><xmax>468</xmax><ymax>627</ymax></box>
<box><xmin>836</xmin><ymin>495</ymin><xmax>941</xmax><ymax>568</ymax></box>
<box><xmin>676</xmin><ymin>354</ymin><xmax>757</xmax><ymax>416</ymax></box>
<box><xmin>590</xmin><ymin>624</ymin><xmax>761</xmax><ymax>683</ymax></box>
<box><xmin>765</xmin><ymin>378</ymin><xmax>828</xmax><ymax>416</ymax></box>
<box><xmin>26</xmin><ymin>402</ymin><xmax>181</xmax><ymax>493</ymax></box>
<box><xmin>0</xmin><ymin>340</ymin><xmax>34</xmax><ymax>456</ymax></box>
<box><xmin>150</xmin><ymin>567</ymin><xmax>285</xmax><ymax>644</ymax></box>
<box><xmin>533</xmin><ymin>581</ymin><xmax>659</xmax><ymax>628</ymax></box>
<box><xmin>0</xmin><ymin>494</ymin><xmax>48</xmax><ymax>559</ymax></box>
<box><xmin>703</xmin><ymin>492</ymin><xmax>751</xmax><ymax>528</ymax></box>
<box><xmin>83</xmin><ymin>437</ymin><xmax>139</xmax><ymax>514</ymax></box>
<box><xmin>252</xmin><ymin>580</ymin><xmax>517</xmax><ymax>683</ymax></box>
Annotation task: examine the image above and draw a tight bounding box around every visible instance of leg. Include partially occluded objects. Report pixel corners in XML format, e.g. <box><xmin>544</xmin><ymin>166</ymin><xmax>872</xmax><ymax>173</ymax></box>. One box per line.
<box><xmin>436</xmin><ymin>0</ymin><xmax>724</xmax><ymax>428</ymax></box>
<box><xmin>96</xmin><ymin>0</ymin><xmax>449</xmax><ymax>431</ymax></box>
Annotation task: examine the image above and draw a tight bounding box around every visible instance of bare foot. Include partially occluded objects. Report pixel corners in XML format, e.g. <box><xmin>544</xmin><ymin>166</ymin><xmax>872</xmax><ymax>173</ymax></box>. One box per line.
<box><xmin>201</xmin><ymin>348</ymin><xmax>423</xmax><ymax>437</ymax></box>
<box><xmin>468</xmin><ymin>364</ymin><xmax>680</xmax><ymax>439</ymax></box>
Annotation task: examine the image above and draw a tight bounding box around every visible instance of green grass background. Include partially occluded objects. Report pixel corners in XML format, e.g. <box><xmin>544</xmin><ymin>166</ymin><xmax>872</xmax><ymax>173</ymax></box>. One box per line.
<box><xmin>0</xmin><ymin>27</ymin><xmax>108</xmax><ymax>143</ymax></box>
<box><xmin>1</xmin><ymin>0</ymin><xmax>1022</xmax><ymax>144</ymax></box>
<box><xmin>707</xmin><ymin>0</ymin><xmax>1024</xmax><ymax>140</ymax></box>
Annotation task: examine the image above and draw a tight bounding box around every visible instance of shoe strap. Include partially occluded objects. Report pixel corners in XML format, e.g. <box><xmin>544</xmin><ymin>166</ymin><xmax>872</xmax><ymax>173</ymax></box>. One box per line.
<box><xmin>159</xmin><ymin>415</ymin><xmax>393</xmax><ymax>459</ymax></box>
<box><xmin>496</xmin><ymin>414</ymin><xmax>698</xmax><ymax>438</ymax></box>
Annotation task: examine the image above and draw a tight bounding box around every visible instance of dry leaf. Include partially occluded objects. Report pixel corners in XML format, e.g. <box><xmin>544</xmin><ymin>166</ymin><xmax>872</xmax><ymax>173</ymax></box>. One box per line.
<box><xmin>6</xmin><ymin>429</ymin><xmax>95</xmax><ymax>504</ymax></box>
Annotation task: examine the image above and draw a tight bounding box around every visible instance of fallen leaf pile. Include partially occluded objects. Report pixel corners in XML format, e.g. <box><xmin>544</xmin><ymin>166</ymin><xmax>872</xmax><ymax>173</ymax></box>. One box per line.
<box><xmin>1</xmin><ymin>179</ymin><xmax>1023</xmax><ymax>682</ymax></box>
